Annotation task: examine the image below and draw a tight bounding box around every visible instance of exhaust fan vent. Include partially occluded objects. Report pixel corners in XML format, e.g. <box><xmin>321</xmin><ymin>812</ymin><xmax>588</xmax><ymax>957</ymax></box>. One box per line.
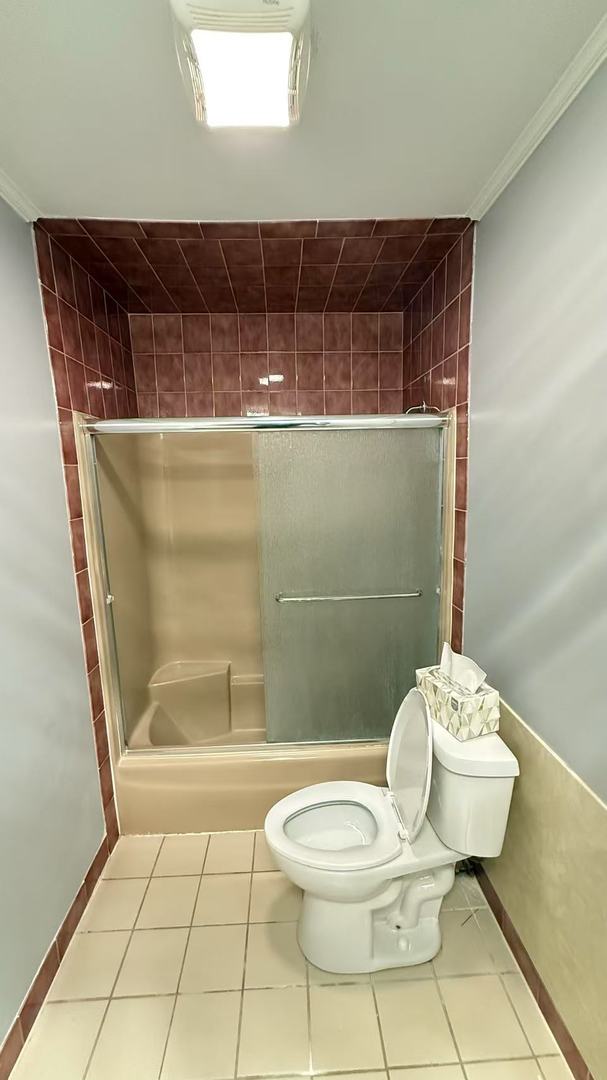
<box><xmin>170</xmin><ymin>0</ymin><xmax>310</xmax><ymax>128</ymax></box>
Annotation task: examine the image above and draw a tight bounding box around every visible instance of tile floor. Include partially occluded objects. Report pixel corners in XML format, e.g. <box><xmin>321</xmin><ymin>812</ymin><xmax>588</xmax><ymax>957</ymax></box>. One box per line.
<box><xmin>11</xmin><ymin>831</ymin><xmax>573</xmax><ymax>1080</ymax></box>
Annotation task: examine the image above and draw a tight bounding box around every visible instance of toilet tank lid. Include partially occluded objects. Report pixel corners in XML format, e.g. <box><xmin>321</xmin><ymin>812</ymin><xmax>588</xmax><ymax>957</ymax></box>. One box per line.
<box><xmin>431</xmin><ymin>721</ymin><xmax>520</xmax><ymax>777</ymax></box>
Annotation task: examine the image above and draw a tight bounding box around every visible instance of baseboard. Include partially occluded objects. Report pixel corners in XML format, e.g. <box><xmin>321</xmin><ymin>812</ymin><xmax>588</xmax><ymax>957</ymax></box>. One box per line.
<box><xmin>476</xmin><ymin>867</ymin><xmax>594</xmax><ymax>1080</ymax></box>
<box><xmin>0</xmin><ymin>836</ymin><xmax>110</xmax><ymax>1080</ymax></box>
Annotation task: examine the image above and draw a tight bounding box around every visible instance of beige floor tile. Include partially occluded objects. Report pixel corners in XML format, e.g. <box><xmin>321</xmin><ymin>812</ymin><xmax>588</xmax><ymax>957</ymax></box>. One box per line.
<box><xmin>114</xmin><ymin>928</ymin><xmax>188</xmax><ymax>996</ymax></box>
<box><xmin>136</xmin><ymin>875</ymin><xmax>199</xmax><ymax>928</ymax></box>
<box><xmin>48</xmin><ymin>931</ymin><xmax>129</xmax><ymax>1001</ymax></box>
<box><xmin>154</xmin><ymin>834</ymin><xmax>210</xmax><ymax>876</ymax></box>
<box><xmin>372</xmin><ymin>960</ymin><xmax>434</xmax><ymax>983</ymax></box>
<box><xmin>390</xmin><ymin>1069</ymin><xmax>464</xmax><ymax>1079</ymax></box>
<box><xmin>204</xmin><ymin>831</ymin><xmax>254</xmax><ymax>874</ymax></box>
<box><xmin>86</xmin><ymin>995</ymin><xmax>173</xmax><ymax>1080</ymax></box>
<box><xmin>179</xmin><ymin>924</ymin><xmax>247</xmax><ymax>992</ymax></box>
<box><xmin>440</xmin><ymin>975</ymin><xmax>531</xmax><ymax>1061</ymax></box>
<box><xmin>193</xmin><ymin>873</ymin><xmax>251</xmax><ymax>925</ymax></box>
<box><xmin>237</xmin><ymin>986</ymin><xmax>309</xmax><ymax>1075</ymax></box>
<box><xmin>10</xmin><ymin>1000</ymin><xmax>106</xmax><ymax>1080</ymax></box>
<box><xmin>102</xmin><ymin>835</ymin><xmax>163</xmax><ymax>878</ymax></box>
<box><xmin>78</xmin><ymin>878</ymin><xmax>147</xmax><ymax>932</ymax></box>
<box><xmin>249</xmin><ymin>871</ymin><xmax>301</xmax><ymax>922</ymax></box>
<box><xmin>434</xmin><ymin>910</ymin><xmax>497</xmax><ymax>976</ymax></box>
<box><xmin>245</xmin><ymin>922</ymin><xmax>306</xmax><ymax>987</ymax></box>
<box><xmin>502</xmin><ymin>974</ymin><xmax>559</xmax><ymax>1055</ymax></box>
<box><xmin>474</xmin><ymin>909</ymin><xmax>518</xmax><ymax>972</ymax></box>
<box><xmin>465</xmin><ymin>1062</ymin><xmax>543</xmax><ymax>1079</ymax></box>
<box><xmin>538</xmin><ymin>1057</ymin><xmax>574</xmax><ymax>1079</ymax></box>
<box><xmin>161</xmin><ymin>991</ymin><xmax>241</xmax><ymax>1079</ymax></box>
<box><xmin>310</xmin><ymin>962</ymin><xmax>370</xmax><ymax>985</ymax></box>
<box><xmin>375</xmin><ymin>979</ymin><xmax>458</xmax><ymax>1067</ymax></box>
<box><xmin>310</xmin><ymin>984</ymin><xmax>385</xmax><ymax>1072</ymax></box>
<box><xmin>253</xmin><ymin>831</ymin><xmax>276</xmax><ymax>871</ymax></box>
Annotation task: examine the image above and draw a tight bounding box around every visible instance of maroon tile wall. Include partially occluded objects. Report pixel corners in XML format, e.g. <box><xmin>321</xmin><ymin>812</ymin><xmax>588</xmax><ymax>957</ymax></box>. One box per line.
<box><xmin>402</xmin><ymin>223</ymin><xmax>474</xmax><ymax>651</ymax></box>
<box><xmin>130</xmin><ymin>311</ymin><xmax>404</xmax><ymax>417</ymax></box>
<box><xmin>38</xmin><ymin>217</ymin><xmax>471</xmax><ymax>314</ymax></box>
<box><xmin>34</xmin><ymin>222</ymin><xmax>138</xmax><ymax>848</ymax></box>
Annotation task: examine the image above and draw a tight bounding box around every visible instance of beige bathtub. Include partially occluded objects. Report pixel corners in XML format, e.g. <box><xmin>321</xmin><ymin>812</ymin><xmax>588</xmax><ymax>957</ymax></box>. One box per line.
<box><xmin>115</xmin><ymin>739</ymin><xmax>388</xmax><ymax>834</ymax></box>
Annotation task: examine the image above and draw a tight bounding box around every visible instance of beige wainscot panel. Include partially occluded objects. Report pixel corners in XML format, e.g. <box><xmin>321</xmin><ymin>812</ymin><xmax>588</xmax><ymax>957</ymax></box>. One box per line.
<box><xmin>485</xmin><ymin>699</ymin><xmax>607</xmax><ymax>1080</ymax></box>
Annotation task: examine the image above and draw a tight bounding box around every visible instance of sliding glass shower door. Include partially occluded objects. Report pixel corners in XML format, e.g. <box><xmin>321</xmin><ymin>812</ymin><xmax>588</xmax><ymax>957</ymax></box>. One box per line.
<box><xmin>255</xmin><ymin>427</ymin><xmax>443</xmax><ymax>743</ymax></box>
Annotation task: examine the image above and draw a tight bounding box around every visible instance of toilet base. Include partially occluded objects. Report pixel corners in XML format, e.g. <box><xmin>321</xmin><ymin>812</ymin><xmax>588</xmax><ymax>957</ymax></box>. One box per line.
<box><xmin>298</xmin><ymin>863</ymin><xmax>455</xmax><ymax>974</ymax></box>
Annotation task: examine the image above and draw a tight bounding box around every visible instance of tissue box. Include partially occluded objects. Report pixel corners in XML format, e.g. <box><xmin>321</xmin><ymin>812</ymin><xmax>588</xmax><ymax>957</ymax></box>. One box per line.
<box><xmin>416</xmin><ymin>665</ymin><xmax>500</xmax><ymax>740</ymax></box>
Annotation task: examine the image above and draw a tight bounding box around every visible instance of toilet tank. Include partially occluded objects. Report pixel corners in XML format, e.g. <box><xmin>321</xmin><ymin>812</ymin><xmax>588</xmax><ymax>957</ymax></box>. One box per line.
<box><xmin>426</xmin><ymin>721</ymin><xmax>519</xmax><ymax>857</ymax></box>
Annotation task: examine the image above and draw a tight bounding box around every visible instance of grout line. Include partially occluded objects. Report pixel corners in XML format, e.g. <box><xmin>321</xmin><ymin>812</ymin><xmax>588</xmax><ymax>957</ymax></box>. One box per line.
<box><xmin>433</xmin><ymin>964</ymin><xmax>466</xmax><ymax>1073</ymax></box>
<box><xmin>323</xmin><ymin>237</ymin><xmax>345</xmax><ymax>315</ymax></box>
<box><xmin>497</xmin><ymin>968</ymin><xmax>539</xmax><ymax>1060</ymax></box>
<box><xmin>369</xmin><ymin>980</ymin><xmax>391</xmax><ymax>1077</ymax></box>
<box><xmin>175</xmin><ymin>237</ymin><xmax>208</xmax><ymax>314</ymax></box>
<box><xmin>81</xmin><ymin>835</ymin><xmax>166</xmax><ymax>1078</ymax></box>
<box><xmin>305</xmin><ymin>939</ymin><xmax>313</xmax><ymax>1074</ymax></box>
<box><xmin>157</xmin><ymin>835</ymin><xmax>211</xmax><ymax>1077</ymax></box>
<box><xmin>232</xmin><ymin>833</ymin><xmax>256</xmax><ymax>1079</ymax></box>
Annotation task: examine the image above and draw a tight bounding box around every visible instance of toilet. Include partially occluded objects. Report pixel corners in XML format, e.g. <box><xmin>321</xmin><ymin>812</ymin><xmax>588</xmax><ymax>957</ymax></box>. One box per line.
<box><xmin>264</xmin><ymin>687</ymin><xmax>519</xmax><ymax>974</ymax></box>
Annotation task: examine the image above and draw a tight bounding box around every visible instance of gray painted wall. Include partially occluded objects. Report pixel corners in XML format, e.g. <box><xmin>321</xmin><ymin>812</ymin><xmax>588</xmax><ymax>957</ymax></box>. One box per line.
<box><xmin>465</xmin><ymin>63</ymin><xmax>607</xmax><ymax>801</ymax></box>
<box><xmin>0</xmin><ymin>198</ymin><xmax>104</xmax><ymax>1043</ymax></box>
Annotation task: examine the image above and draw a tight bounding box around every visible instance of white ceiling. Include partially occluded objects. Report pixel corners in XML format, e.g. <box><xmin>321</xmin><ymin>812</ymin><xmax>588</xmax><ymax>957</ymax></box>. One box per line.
<box><xmin>0</xmin><ymin>0</ymin><xmax>605</xmax><ymax>221</ymax></box>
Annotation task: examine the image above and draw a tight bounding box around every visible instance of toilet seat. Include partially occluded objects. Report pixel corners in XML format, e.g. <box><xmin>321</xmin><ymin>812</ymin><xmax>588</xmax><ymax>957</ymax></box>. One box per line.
<box><xmin>265</xmin><ymin>688</ymin><xmax>434</xmax><ymax>874</ymax></box>
<box><xmin>265</xmin><ymin>780</ymin><xmax>403</xmax><ymax>872</ymax></box>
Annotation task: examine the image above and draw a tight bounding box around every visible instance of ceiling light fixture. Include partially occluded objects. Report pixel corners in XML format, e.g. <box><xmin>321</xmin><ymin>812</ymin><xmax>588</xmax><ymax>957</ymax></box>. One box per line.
<box><xmin>170</xmin><ymin>0</ymin><xmax>311</xmax><ymax>129</ymax></box>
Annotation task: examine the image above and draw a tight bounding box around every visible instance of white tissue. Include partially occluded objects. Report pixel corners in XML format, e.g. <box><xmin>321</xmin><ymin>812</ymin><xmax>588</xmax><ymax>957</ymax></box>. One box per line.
<box><xmin>439</xmin><ymin>642</ymin><xmax>486</xmax><ymax>694</ymax></box>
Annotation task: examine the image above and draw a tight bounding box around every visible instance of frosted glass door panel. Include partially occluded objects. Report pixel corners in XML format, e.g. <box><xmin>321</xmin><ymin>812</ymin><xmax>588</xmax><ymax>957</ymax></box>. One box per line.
<box><xmin>256</xmin><ymin>429</ymin><xmax>443</xmax><ymax>743</ymax></box>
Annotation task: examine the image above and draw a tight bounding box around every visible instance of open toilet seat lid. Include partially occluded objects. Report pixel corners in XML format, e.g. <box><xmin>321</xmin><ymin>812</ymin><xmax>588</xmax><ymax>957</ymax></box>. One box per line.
<box><xmin>386</xmin><ymin>687</ymin><xmax>433</xmax><ymax>843</ymax></box>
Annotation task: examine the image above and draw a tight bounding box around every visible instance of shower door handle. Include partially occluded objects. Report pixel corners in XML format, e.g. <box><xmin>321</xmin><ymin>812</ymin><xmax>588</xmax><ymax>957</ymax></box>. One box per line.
<box><xmin>274</xmin><ymin>591</ymin><xmax>422</xmax><ymax>603</ymax></box>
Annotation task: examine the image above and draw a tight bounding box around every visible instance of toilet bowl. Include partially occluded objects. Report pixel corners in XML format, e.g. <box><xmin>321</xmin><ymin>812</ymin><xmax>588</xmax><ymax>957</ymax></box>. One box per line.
<box><xmin>265</xmin><ymin>687</ymin><xmax>519</xmax><ymax>974</ymax></box>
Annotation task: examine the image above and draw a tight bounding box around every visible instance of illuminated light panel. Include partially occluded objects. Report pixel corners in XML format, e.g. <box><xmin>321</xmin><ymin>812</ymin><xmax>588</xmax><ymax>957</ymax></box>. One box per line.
<box><xmin>192</xmin><ymin>29</ymin><xmax>293</xmax><ymax>128</ymax></box>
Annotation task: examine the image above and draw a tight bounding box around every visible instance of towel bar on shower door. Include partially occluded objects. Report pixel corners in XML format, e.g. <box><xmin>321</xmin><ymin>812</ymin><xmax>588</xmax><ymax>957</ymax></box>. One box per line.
<box><xmin>274</xmin><ymin>591</ymin><xmax>423</xmax><ymax>603</ymax></box>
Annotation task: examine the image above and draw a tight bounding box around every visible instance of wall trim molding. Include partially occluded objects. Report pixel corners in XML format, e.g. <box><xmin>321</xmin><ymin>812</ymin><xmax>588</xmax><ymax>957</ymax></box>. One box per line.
<box><xmin>467</xmin><ymin>17</ymin><xmax>607</xmax><ymax>219</ymax></box>
<box><xmin>476</xmin><ymin>868</ymin><xmax>593</xmax><ymax>1080</ymax></box>
<box><xmin>0</xmin><ymin>167</ymin><xmax>40</xmax><ymax>222</ymax></box>
<box><xmin>0</xmin><ymin>836</ymin><xmax>110</xmax><ymax>1078</ymax></box>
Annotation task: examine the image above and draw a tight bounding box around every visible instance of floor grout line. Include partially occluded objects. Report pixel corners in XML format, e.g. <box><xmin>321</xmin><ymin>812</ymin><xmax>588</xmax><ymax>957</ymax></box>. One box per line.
<box><xmin>370</xmin><ymin>979</ymin><xmax>391</xmax><ymax>1076</ymax></box>
<box><xmin>81</xmin><ymin>834</ymin><xmax>166</xmax><ymax>1079</ymax></box>
<box><xmin>156</xmin><ymin>834</ymin><xmax>212</xmax><ymax>1078</ymax></box>
<box><xmin>233</xmin><ymin>832</ymin><xmax>256</xmax><ymax>1079</ymax></box>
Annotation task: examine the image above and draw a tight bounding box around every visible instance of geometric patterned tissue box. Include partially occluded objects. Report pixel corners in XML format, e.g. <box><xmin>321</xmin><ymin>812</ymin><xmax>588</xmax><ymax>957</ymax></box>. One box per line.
<box><xmin>416</xmin><ymin>665</ymin><xmax>500</xmax><ymax>741</ymax></box>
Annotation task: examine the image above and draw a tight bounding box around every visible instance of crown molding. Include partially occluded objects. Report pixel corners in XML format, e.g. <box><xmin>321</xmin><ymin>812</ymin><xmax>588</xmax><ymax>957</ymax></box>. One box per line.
<box><xmin>0</xmin><ymin>167</ymin><xmax>40</xmax><ymax>222</ymax></box>
<box><xmin>468</xmin><ymin>16</ymin><xmax>607</xmax><ymax>219</ymax></box>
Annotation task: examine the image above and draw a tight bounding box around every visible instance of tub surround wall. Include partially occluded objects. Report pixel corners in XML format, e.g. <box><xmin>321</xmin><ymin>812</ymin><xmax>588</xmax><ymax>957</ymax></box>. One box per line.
<box><xmin>93</xmin><ymin>435</ymin><xmax>154</xmax><ymax>744</ymax></box>
<box><xmin>33</xmin><ymin>222</ymin><xmax>139</xmax><ymax>846</ymax></box>
<box><xmin>96</xmin><ymin>431</ymin><xmax>265</xmax><ymax>747</ymax></box>
<box><xmin>130</xmin><ymin>310</ymin><xmax>405</xmax><ymax>418</ymax></box>
<box><xmin>402</xmin><ymin>224</ymin><xmax>474</xmax><ymax>650</ymax></box>
<box><xmin>479</xmin><ymin>701</ymin><xmax>605</xmax><ymax>1080</ymax></box>
<box><xmin>36</xmin><ymin>217</ymin><xmax>471</xmax><ymax>314</ymax></box>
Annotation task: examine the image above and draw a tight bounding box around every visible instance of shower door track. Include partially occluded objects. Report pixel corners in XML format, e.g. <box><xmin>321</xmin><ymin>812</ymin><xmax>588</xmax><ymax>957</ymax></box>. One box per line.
<box><xmin>82</xmin><ymin>414</ymin><xmax>447</xmax><ymax>435</ymax></box>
